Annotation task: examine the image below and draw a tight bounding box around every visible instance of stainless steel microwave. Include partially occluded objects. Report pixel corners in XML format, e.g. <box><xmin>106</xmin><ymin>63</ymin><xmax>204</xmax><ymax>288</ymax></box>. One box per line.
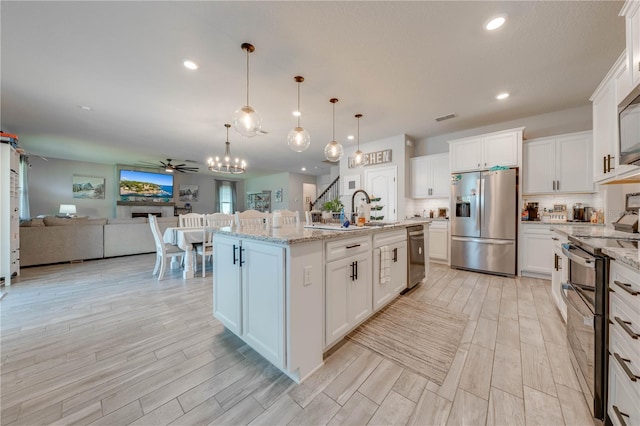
<box><xmin>619</xmin><ymin>86</ymin><xmax>640</xmax><ymax>166</ymax></box>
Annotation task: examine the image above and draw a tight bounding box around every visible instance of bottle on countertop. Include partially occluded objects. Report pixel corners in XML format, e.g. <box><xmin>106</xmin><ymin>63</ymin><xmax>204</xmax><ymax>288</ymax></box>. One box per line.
<box><xmin>357</xmin><ymin>201</ymin><xmax>366</xmax><ymax>227</ymax></box>
<box><xmin>272</xmin><ymin>210</ymin><xmax>282</xmax><ymax>228</ymax></box>
<box><xmin>339</xmin><ymin>207</ymin><xmax>345</xmax><ymax>224</ymax></box>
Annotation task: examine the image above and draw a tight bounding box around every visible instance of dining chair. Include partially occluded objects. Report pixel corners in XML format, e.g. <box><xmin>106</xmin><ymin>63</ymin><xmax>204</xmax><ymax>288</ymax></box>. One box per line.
<box><xmin>235</xmin><ymin>210</ymin><xmax>270</xmax><ymax>229</ymax></box>
<box><xmin>179</xmin><ymin>213</ymin><xmax>205</xmax><ymax>228</ymax></box>
<box><xmin>276</xmin><ymin>210</ymin><xmax>300</xmax><ymax>227</ymax></box>
<box><xmin>148</xmin><ymin>214</ymin><xmax>187</xmax><ymax>281</ymax></box>
<box><xmin>196</xmin><ymin>213</ymin><xmax>233</xmax><ymax>277</ymax></box>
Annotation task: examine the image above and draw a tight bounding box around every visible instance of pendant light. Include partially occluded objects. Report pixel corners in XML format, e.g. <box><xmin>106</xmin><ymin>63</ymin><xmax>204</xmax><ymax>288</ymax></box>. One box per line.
<box><xmin>351</xmin><ymin>113</ymin><xmax>364</xmax><ymax>167</ymax></box>
<box><xmin>323</xmin><ymin>98</ymin><xmax>344</xmax><ymax>162</ymax></box>
<box><xmin>287</xmin><ymin>76</ymin><xmax>311</xmax><ymax>152</ymax></box>
<box><xmin>232</xmin><ymin>43</ymin><xmax>262</xmax><ymax>138</ymax></box>
<box><xmin>208</xmin><ymin>124</ymin><xmax>247</xmax><ymax>174</ymax></box>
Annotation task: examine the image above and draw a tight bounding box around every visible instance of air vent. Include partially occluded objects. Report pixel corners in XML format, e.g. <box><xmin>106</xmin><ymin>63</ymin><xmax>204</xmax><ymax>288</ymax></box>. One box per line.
<box><xmin>435</xmin><ymin>113</ymin><xmax>457</xmax><ymax>122</ymax></box>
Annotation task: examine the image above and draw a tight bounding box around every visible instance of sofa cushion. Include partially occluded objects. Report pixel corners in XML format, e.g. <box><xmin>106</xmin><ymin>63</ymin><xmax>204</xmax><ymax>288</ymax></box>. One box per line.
<box><xmin>20</xmin><ymin>218</ymin><xmax>45</xmax><ymax>227</ymax></box>
<box><xmin>43</xmin><ymin>216</ymin><xmax>90</xmax><ymax>226</ymax></box>
<box><xmin>106</xmin><ymin>217</ymin><xmax>148</xmax><ymax>224</ymax></box>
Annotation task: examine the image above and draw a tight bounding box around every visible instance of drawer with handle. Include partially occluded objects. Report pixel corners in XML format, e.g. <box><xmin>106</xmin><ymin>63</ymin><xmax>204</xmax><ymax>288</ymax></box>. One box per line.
<box><xmin>609</xmin><ymin>325</ymin><xmax>640</xmax><ymax>398</ymax></box>
<box><xmin>610</xmin><ymin>290</ymin><xmax>640</xmax><ymax>355</ymax></box>
<box><xmin>610</xmin><ymin>260</ymin><xmax>640</xmax><ymax>309</ymax></box>
<box><xmin>608</xmin><ymin>348</ymin><xmax>640</xmax><ymax>426</ymax></box>
<box><xmin>325</xmin><ymin>235</ymin><xmax>371</xmax><ymax>262</ymax></box>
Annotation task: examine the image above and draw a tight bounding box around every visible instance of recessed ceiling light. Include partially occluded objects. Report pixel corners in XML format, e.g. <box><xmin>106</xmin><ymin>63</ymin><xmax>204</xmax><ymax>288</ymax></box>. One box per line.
<box><xmin>293</xmin><ymin>111</ymin><xmax>301</xmax><ymax>117</ymax></box>
<box><xmin>485</xmin><ymin>15</ymin><xmax>506</xmax><ymax>31</ymax></box>
<box><xmin>77</xmin><ymin>105</ymin><xmax>92</xmax><ymax>111</ymax></box>
<box><xmin>183</xmin><ymin>60</ymin><xmax>198</xmax><ymax>70</ymax></box>
<box><xmin>347</xmin><ymin>135</ymin><xmax>354</xmax><ymax>140</ymax></box>
<box><xmin>496</xmin><ymin>92</ymin><xmax>510</xmax><ymax>100</ymax></box>
<box><xmin>301</xmin><ymin>167</ymin><xmax>306</xmax><ymax>171</ymax></box>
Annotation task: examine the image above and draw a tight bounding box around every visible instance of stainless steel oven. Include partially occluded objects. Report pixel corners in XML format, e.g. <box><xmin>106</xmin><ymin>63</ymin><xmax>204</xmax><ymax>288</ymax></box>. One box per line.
<box><xmin>562</xmin><ymin>238</ymin><xmax>608</xmax><ymax>421</ymax></box>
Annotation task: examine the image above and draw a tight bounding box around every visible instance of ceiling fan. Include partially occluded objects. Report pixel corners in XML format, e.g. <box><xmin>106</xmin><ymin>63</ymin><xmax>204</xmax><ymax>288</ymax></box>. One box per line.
<box><xmin>138</xmin><ymin>159</ymin><xmax>199</xmax><ymax>173</ymax></box>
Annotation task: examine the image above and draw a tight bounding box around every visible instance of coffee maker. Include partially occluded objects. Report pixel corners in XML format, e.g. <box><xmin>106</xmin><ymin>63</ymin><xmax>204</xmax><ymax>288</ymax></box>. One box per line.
<box><xmin>572</xmin><ymin>203</ymin><xmax>591</xmax><ymax>222</ymax></box>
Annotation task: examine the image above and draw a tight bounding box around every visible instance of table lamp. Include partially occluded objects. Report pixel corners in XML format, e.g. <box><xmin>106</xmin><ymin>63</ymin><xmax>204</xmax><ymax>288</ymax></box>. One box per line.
<box><xmin>59</xmin><ymin>204</ymin><xmax>77</xmax><ymax>217</ymax></box>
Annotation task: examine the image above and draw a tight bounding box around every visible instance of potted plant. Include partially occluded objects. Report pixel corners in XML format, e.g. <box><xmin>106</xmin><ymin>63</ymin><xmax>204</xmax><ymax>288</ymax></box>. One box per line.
<box><xmin>321</xmin><ymin>197</ymin><xmax>344</xmax><ymax>221</ymax></box>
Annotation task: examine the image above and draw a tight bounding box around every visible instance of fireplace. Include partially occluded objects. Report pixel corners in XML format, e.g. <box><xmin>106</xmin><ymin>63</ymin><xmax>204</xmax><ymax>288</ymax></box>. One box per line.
<box><xmin>116</xmin><ymin>201</ymin><xmax>175</xmax><ymax>219</ymax></box>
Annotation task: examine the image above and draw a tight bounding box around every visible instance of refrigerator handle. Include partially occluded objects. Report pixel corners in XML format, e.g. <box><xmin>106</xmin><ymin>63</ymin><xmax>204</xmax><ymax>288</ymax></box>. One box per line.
<box><xmin>476</xmin><ymin>177</ymin><xmax>482</xmax><ymax>236</ymax></box>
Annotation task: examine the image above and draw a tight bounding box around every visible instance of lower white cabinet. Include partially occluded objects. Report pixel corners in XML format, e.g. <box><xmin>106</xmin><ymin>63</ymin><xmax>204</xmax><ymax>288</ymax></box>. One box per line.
<box><xmin>550</xmin><ymin>231</ymin><xmax>568</xmax><ymax>322</ymax></box>
<box><xmin>372</xmin><ymin>229</ymin><xmax>407</xmax><ymax>311</ymax></box>
<box><xmin>520</xmin><ymin>225</ymin><xmax>553</xmax><ymax>277</ymax></box>
<box><xmin>213</xmin><ymin>234</ymin><xmax>285</xmax><ymax>368</ymax></box>
<box><xmin>429</xmin><ymin>221</ymin><xmax>449</xmax><ymax>263</ymax></box>
<box><xmin>608</xmin><ymin>259</ymin><xmax>640</xmax><ymax>426</ymax></box>
<box><xmin>325</xmin><ymin>240</ymin><xmax>372</xmax><ymax>347</ymax></box>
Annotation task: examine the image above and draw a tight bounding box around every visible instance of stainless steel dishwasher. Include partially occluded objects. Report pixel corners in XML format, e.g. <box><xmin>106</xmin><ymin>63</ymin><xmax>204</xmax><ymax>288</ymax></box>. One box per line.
<box><xmin>407</xmin><ymin>225</ymin><xmax>426</xmax><ymax>289</ymax></box>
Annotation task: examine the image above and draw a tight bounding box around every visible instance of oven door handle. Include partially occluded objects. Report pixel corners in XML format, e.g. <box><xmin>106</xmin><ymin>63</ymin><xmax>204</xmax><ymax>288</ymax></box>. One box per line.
<box><xmin>561</xmin><ymin>283</ymin><xmax>594</xmax><ymax>324</ymax></box>
<box><xmin>561</xmin><ymin>244</ymin><xmax>595</xmax><ymax>269</ymax></box>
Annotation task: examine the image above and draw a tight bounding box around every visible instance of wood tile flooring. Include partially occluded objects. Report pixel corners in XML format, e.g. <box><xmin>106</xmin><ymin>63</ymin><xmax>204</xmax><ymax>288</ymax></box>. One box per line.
<box><xmin>1</xmin><ymin>255</ymin><xmax>594</xmax><ymax>425</ymax></box>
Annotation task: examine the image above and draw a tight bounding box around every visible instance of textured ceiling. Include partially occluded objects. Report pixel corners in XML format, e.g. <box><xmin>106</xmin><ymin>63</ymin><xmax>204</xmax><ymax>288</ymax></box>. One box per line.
<box><xmin>0</xmin><ymin>1</ymin><xmax>625</xmax><ymax>177</ymax></box>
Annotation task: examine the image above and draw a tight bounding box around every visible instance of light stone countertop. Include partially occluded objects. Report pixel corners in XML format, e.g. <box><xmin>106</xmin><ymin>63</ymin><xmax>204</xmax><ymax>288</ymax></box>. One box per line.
<box><xmin>549</xmin><ymin>225</ymin><xmax>640</xmax><ymax>271</ymax></box>
<box><xmin>211</xmin><ymin>219</ymin><xmax>432</xmax><ymax>245</ymax></box>
<box><xmin>521</xmin><ymin>221</ymin><xmax>604</xmax><ymax>226</ymax></box>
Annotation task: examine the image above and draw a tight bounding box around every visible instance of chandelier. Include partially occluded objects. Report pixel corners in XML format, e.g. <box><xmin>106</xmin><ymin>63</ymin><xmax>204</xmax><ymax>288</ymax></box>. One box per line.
<box><xmin>208</xmin><ymin>124</ymin><xmax>247</xmax><ymax>174</ymax></box>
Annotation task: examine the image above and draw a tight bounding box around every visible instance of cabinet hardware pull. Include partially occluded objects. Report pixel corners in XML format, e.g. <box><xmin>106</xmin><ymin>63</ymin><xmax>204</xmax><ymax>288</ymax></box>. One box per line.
<box><xmin>393</xmin><ymin>248</ymin><xmax>398</xmax><ymax>263</ymax></box>
<box><xmin>615</xmin><ymin>316</ymin><xmax>639</xmax><ymax>339</ymax></box>
<box><xmin>552</xmin><ymin>180</ymin><xmax>556</xmax><ymax>191</ymax></box>
<box><xmin>233</xmin><ymin>244</ymin><xmax>238</xmax><ymax>265</ymax></box>
<box><xmin>552</xmin><ymin>237</ymin><xmax>559</xmax><ymax>241</ymax></box>
<box><xmin>354</xmin><ymin>261</ymin><xmax>358</xmax><ymax>280</ymax></box>
<box><xmin>613</xmin><ymin>406</ymin><xmax>629</xmax><ymax>426</ymax></box>
<box><xmin>346</xmin><ymin>244</ymin><xmax>361</xmax><ymax>249</ymax></box>
<box><xmin>554</xmin><ymin>253</ymin><xmax>558</xmax><ymax>271</ymax></box>
<box><xmin>607</xmin><ymin>154</ymin><xmax>615</xmax><ymax>172</ymax></box>
<box><xmin>239</xmin><ymin>247</ymin><xmax>245</xmax><ymax>267</ymax></box>
<box><xmin>614</xmin><ymin>280</ymin><xmax>639</xmax><ymax>296</ymax></box>
<box><xmin>614</xmin><ymin>352</ymin><xmax>640</xmax><ymax>382</ymax></box>
<box><xmin>556</xmin><ymin>180</ymin><xmax>560</xmax><ymax>191</ymax></box>
<box><xmin>603</xmin><ymin>156</ymin><xmax>608</xmax><ymax>174</ymax></box>
<box><xmin>350</xmin><ymin>261</ymin><xmax>355</xmax><ymax>281</ymax></box>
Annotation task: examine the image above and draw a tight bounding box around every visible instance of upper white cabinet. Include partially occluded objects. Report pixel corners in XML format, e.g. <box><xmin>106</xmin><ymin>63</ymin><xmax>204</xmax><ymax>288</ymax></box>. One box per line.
<box><xmin>623</xmin><ymin>1</ymin><xmax>640</xmax><ymax>91</ymax></box>
<box><xmin>524</xmin><ymin>131</ymin><xmax>594</xmax><ymax>194</ymax></box>
<box><xmin>449</xmin><ymin>128</ymin><xmax>523</xmax><ymax>173</ymax></box>
<box><xmin>410</xmin><ymin>152</ymin><xmax>449</xmax><ymax>198</ymax></box>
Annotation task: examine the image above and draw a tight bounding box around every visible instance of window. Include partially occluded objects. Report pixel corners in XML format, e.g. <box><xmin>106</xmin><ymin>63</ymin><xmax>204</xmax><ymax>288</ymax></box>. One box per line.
<box><xmin>215</xmin><ymin>180</ymin><xmax>236</xmax><ymax>214</ymax></box>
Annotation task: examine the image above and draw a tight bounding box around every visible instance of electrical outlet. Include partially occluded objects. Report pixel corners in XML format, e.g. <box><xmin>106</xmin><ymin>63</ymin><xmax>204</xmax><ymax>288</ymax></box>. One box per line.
<box><xmin>304</xmin><ymin>266</ymin><xmax>312</xmax><ymax>286</ymax></box>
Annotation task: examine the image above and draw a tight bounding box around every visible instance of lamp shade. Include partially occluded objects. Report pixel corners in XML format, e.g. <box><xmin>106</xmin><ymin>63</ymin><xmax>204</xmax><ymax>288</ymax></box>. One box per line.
<box><xmin>59</xmin><ymin>204</ymin><xmax>77</xmax><ymax>215</ymax></box>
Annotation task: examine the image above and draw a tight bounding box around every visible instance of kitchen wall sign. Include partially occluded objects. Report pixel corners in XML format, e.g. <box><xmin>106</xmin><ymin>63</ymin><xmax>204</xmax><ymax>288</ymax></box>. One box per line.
<box><xmin>348</xmin><ymin>149</ymin><xmax>392</xmax><ymax>168</ymax></box>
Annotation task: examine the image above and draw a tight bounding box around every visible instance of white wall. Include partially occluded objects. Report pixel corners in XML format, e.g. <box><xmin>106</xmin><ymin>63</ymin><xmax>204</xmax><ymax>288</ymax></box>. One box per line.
<box><xmin>413</xmin><ymin>105</ymin><xmax>592</xmax><ymax>156</ymax></box>
<box><xmin>339</xmin><ymin>134</ymin><xmax>408</xmax><ymax>220</ymax></box>
<box><xmin>244</xmin><ymin>172</ymin><xmax>316</xmax><ymax>212</ymax></box>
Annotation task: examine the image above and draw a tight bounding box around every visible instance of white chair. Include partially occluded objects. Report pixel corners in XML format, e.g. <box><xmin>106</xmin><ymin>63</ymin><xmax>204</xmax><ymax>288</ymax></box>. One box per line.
<box><xmin>149</xmin><ymin>214</ymin><xmax>187</xmax><ymax>281</ymax></box>
<box><xmin>179</xmin><ymin>213</ymin><xmax>204</xmax><ymax>228</ymax></box>
<box><xmin>196</xmin><ymin>214</ymin><xmax>233</xmax><ymax>277</ymax></box>
<box><xmin>235</xmin><ymin>210</ymin><xmax>270</xmax><ymax>229</ymax></box>
<box><xmin>276</xmin><ymin>210</ymin><xmax>300</xmax><ymax>227</ymax></box>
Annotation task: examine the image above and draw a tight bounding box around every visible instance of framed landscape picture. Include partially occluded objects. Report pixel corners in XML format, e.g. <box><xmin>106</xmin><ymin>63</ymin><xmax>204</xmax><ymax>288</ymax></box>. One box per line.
<box><xmin>179</xmin><ymin>184</ymin><xmax>199</xmax><ymax>202</ymax></box>
<box><xmin>72</xmin><ymin>175</ymin><xmax>105</xmax><ymax>199</ymax></box>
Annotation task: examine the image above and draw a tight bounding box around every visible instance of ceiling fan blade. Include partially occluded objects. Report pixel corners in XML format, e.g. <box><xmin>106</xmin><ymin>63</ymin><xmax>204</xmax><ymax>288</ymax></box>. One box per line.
<box><xmin>175</xmin><ymin>163</ymin><xmax>186</xmax><ymax>168</ymax></box>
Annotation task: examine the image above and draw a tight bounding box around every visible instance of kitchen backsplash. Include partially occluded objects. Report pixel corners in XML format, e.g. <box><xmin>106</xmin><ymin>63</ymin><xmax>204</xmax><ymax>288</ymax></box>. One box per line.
<box><xmin>522</xmin><ymin>193</ymin><xmax>604</xmax><ymax>221</ymax></box>
<box><xmin>405</xmin><ymin>198</ymin><xmax>450</xmax><ymax>218</ymax></box>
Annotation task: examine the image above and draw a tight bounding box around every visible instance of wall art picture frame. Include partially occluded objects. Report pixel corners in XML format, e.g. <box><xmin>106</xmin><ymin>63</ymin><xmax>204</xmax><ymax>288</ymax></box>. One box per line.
<box><xmin>275</xmin><ymin>188</ymin><xmax>283</xmax><ymax>203</ymax></box>
<box><xmin>179</xmin><ymin>184</ymin><xmax>199</xmax><ymax>202</ymax></box>
<box><xmin>72</xmin><ymin>175</ymin><xmax>105</xmax><ymax>199</ymax></box>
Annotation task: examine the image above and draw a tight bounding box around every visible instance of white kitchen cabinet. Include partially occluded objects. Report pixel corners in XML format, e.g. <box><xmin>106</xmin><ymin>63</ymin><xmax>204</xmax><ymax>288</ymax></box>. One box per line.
<box><xmin>592</xmin><ymin>51</ymin><xmax>640</xmax><ymax>184</ymax></box>
<box><xmin>410</xmin><ymin>153</ymin><xmax>449</xmax><ymax>198</ymax></box>
<box><xmin>449</xmin><ymin>128</ymin><xmax>523</xmax><ymax>173</ymax></box>
<box><xmin>1</xmin><ymin>143</ymin><xmax>20</xmax><ymax>286</ymax></box>
<box><xmin>608</xmin><ymin>259</ymin><xmax>640</xmax><ymax>426</ymax></box>
<box><xmin>372</xmin><ymin>230</ymin><xmax>407</xmax><ymax>311</ymax></box>
<box><xmin>550</xmin><ymin>231</ymin><xmax>567</xmax><ymax>322</ymax></box>
<box><xmin>623</xmin><ymin>0</ymin><xmax>640</xmax><ymax>91</ymax></box>
<box><xmin>519</xmin><ymin>225</ymin><xmax>553</xmax><ymax>277</ymax></box>
<box><xmin>325</xmin><ymin>245</ymin><xmax>371</xmax><ymax>347</ymax></box>
<box><xmin>213</xmin><ymin>234</ymin><xmax>285</xmax><ymax>368</ymax></box>
<box><xmin>428</xmin><ymin>220</ymin><xmax>449</xmax><ymax>263</ymax></box>
<box><xmin>524</xmin><ymin>131</ymin><xmax>594</xmax><ymax>194</ymax></box>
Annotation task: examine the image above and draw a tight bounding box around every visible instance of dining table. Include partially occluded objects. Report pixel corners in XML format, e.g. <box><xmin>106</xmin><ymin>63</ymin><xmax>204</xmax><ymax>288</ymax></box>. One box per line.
<box><xmin>163</xmin><ymin>226</ymin><xmax>204</xmax><ymax>279</ymax></box>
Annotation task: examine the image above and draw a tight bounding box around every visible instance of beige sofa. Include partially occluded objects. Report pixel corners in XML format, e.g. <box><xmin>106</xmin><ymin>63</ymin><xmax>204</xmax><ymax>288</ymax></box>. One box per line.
<box><xmin>20</xmin><ymin>216</ymin><xmax>178</xmax><ymax>267</ymax></box>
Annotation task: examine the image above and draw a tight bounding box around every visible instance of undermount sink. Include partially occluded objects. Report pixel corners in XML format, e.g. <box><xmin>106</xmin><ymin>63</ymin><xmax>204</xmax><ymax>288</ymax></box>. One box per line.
<box><xmin>303</xmin><ymin>224</ymin><xmax>361</xmax><ymax>231</ymax></box>
<box><xmin>363</xmin><ymin>221</ymin><xmax>399</xmax><ymax>227</ymax></box>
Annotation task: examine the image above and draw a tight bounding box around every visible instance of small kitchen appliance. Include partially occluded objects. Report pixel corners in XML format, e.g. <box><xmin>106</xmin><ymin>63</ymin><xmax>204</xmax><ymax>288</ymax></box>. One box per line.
<box><xmin>612</xmin><ymin>192</ymin><xmax>639</xmax><ymax>233</ymax></box>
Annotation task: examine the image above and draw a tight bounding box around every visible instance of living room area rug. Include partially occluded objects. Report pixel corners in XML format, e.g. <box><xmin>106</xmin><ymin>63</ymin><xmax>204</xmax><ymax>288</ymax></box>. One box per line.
<box><xmin>347</xmin><ymin>296</ymin><xmax>468</xmax><ymax>385</ymax></box>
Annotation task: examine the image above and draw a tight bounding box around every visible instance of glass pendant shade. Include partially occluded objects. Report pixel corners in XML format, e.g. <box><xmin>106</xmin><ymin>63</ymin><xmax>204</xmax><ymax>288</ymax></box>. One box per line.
<box><xmin>324</xmin><ymin>140</ymin><xmax>344</xmax><ymax>162</ymax></box>
<box><xmin>351</xmin><ymin>113</ymin><xmax>364</xmax><ymax>167</ymax></box>
<box><xmin>288</xmin><ymin>76</ymin><xmax>310</xmax><ymax>152</ymax></box>
<box><xmin>324</xmin><ymin>98</ymin><xmax>344</xmax><ymax>162</ymax></box>
<box><xmin>287</xmin><ymin>126</ymin><xmax>311</xmax><ymax>152</ymax></box>
<box><xmin>233</xmin><ymin>43</ymin><xmax>261</xmax><ymax>138</ymax></box>
<box><xmin>232</xmin><ymin>105</ymin><xmax>262</xmax><ymax>138</ymax></box>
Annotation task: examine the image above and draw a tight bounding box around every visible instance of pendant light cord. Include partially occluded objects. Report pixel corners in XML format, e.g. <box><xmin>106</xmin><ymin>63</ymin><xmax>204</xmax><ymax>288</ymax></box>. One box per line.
<box><xmin>246</xmin><ymin>50</ymin><xmax>250</xmax><ymax>106</ymax></box>
<box><xmin>357</xmin><ymin>115</ymin><xmax>360</xmax><ymax>150</ymax></box>
<box><xmin>332</xmin><ymin>103</ymin><xmax>336</xmax><ymax>140</ymax></box>
<box><xmin>297</xmin><ymin>82</ymin><xmax>301</xmax><ymax>127</ymax></box>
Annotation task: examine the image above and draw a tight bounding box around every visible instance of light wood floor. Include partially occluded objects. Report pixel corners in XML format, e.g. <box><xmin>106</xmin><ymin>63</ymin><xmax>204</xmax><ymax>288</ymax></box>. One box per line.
<box><xmin>1</xmin><ymin>255</ymin><xmax>593</xmax><ymax>426</ymax></box>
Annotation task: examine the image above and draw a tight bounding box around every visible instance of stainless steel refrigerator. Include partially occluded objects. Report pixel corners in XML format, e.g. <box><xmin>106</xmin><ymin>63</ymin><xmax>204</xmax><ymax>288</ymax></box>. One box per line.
<box><xmin>450</xmin><ymin>168</ymin><xmax>517</xmax><ymax>276</ymax></box>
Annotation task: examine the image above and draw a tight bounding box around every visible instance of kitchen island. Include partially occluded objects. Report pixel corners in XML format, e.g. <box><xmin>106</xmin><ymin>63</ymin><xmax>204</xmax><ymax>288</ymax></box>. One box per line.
<box><xmin>211</xmin><ymin>220</ymin><xmax>430</xmax><ymax>383</ymax></box>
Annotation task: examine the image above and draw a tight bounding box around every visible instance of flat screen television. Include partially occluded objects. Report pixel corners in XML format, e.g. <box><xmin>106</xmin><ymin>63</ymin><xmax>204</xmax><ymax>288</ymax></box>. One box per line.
<box><xmin>119</xmin><ymin>169</ymin><xmax>174</xmax><ymax>198</ymax></box>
